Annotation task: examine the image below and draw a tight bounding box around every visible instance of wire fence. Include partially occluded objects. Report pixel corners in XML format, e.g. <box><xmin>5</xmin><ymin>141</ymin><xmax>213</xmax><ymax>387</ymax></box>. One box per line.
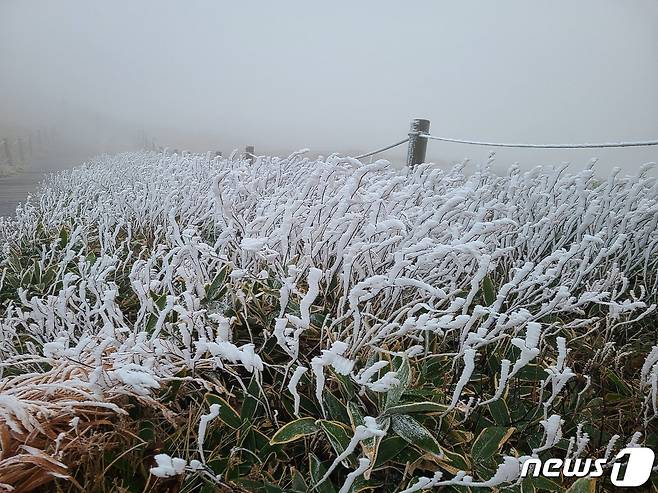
<box><xmin>352</xmin><ymin>120</ymin><xmax>658</xmax><ymax>165</ymax></box>
<box><xmin>354</xmin><ymin>138</ymin><xmax>409</xmax><ymax>160</ymax></box>
<box><xmin>419</xmin><ymin>134</ymin><xmax>658</xmax><ymax>149</ymax></box>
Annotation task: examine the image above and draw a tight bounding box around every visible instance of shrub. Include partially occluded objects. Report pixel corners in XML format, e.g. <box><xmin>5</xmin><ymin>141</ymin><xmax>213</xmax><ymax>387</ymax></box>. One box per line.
<box><xmin>0</xmin><ymin>150</ymin><xmax>656</xmax><ymax>492</ymax></box>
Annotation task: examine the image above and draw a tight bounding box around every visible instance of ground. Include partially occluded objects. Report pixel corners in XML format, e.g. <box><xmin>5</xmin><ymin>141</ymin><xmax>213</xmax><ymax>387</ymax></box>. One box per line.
<box><xmin>0</xmin><ymin>153</ymin><xmax>78</xmax><ymax>216</ymax></box>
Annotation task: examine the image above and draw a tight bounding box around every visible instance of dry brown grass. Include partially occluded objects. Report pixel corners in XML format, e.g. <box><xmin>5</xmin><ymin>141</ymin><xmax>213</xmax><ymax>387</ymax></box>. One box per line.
<box><xmin>0</xmin><ymin>361</ymin><xmax>167</xmax><ymax>493</ymax></box>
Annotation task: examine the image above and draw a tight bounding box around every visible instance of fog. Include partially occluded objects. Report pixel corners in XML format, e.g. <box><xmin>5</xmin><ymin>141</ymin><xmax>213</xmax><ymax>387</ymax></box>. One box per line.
<box><xmin>1</xmin><ymin>0</ymin><xmax>657</xmax><ymax>174</ymax></box>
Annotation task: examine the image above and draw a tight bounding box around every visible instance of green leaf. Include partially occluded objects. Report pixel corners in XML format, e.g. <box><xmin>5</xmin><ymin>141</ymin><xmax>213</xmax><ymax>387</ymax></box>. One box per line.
<box><xmin>21</xmin><ymin>269</ymin><xmax>31</xmax><ymax>287</ymax></box>
<box><xmin>317</xmin><ymin>420</ymin><xmax>356</xmax><ymax>466</ymax></box>
<box><xmin>206</xmin><ymin>394</ymin><xmax>241</xmax><ymax>429</ymax></box>
<box><xmin>325</xmin><ymin>391</ymin><xmax>350</xmax><ymax>424</ymax></box>
<box><xmin>391</xmin><ymin>414</ymin><xmax>442</xmax><ymax>457</ymax></box>
<box><xmin>515</xmin><ymin>364</ymin><xmax>545</xmax><ymax>381</ymax></box>
<box><xmin>373</xmin><ymin>436</ymin><xmax>407</xmax><ymax>467</ymax></box>
<box><xmin>270</xmin><ymin>417</ymin><xmax>318</xmax><ymax>444</ymax></box>
<box><xmin>236</xmin><ymin>479</ymin><xmax>281</xmax><ymax>492</ymax></box>
<box><xmin>565</xmin><ymin>478</ymin><xmax>596</xmax><ymax>493</ymax></box>
<box><xmin>206</xmin><ymin>456</ymin><xmax>229</xmax><ymax>477</ymax></box>
<box><xmin>471</xmin><ymin>426</ymin><xmax>515</xmax><ymax>462</ymax></box>
<box><xmin>58</xmin><ymin>226</ymin><xmax>69</xmax><ymax>249</ymax></box>
<box><xmin>206</xmin><ymin>264</ymin><xmax>229</xmax><ymax>301</ymax></box>
<box><xmin>482</xmin><ymin>275</ymin><xmax>496</xmax><ymax>305</ymax></box>
<box><xmin>347</xmin><ymin>402</ymin><xmax>373</xmax><ymax>453</ymax></box>
<box><xmin>385</xmin><ymin>357</ymin><xmax>411</xmax><ymax>409</ymax></box>
<box><xmin>605</xmin><ymin>368</ymin><xmax>632</xmax><ymax>396</ymax></box>
<box><xmin>240</xmin><ymin>376</ymin><xmax>261</xmax><ymax>421</ymax></box>
<box><xmin>440</xmin><ymin>448</ymin><xmax>471</xmax><ymax>474</ymax></box>
<box><xmin>488</xmin><ymin>400</ymin><xmax>510</xmax><ymax>426</ymax></box>
<box><xmin>262</xmin><ymin>484</ymin><xmax>286</xmax><ymax>493</ymax></box>
<box><xmin>150</xmin><ymin>291</ymin><xmax>167</xmax><ymax>311</ymax></box>
<box><xmin>242</xmin><ymin>425</ymin><xmax>267</xmax><ymax>451</ymax></box>
<box><xmin>347</xmin><ymin>401</ymin><xmax>365</xmax><ymax>429</ymax></box>
<box><xmin>348</xmin><ymin>401</ymin><xmax>384</xmax><ymax>470</ymax></box>
<box><xmin>144</xmin><ymin>313</ymin><xmax>157</xmax><ymax>333</ymax></box>
<box><xmin>236</xmin><ymin>420</ymin><xmax>253</xmax><ymax>448</ymax></box>
<box><xmin>138</xmin><ymin>420</ymin><xmax>156</xmax><ymax>442</ymax></box>
<box><xmin>291</xmin><ymin>469</ymin><xmax>309</xmax><ymax>492</ymax></box>
<box><xmin>41</xmin><ymin>266</ymin><xmax>56</xmax><ymax>287</ymax></box>
<box><xmin>310</xmin><ymin>454</ymin><xmax>337</xmax><ymax>493</ymax></box>
<box><xmin>383</xmin><ymin>401</ymin><xmax>448</xmax><ymax>416</ymax></box>
<box><xmin>32</xmin><ymin>259</ymin><xmax>41</xmax><ymax>284</ymax></box>
<box><xmin>335</xmin><ymin>373</ymin><xmax>356</xmax><ymax>400</ymax></box>
<box><xmin>420</xmin><ymin>355</ymin><xmax>448</xmax><ymax>386</ymax></box>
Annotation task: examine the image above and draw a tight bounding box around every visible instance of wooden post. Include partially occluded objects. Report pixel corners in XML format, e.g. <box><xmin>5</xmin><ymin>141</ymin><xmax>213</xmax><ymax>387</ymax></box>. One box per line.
<box><xmin>245</xmin><ymin>145</ymin><xmax>255</xmax><ymax>164</ymax></box>
<box><xmin>2</xmin><ymin>139</ymin><xmax>12</xmax><ymax>166</ymax></box>
<box><xmin>406</xmin><ymin>118</ymin><xmax>430</xmax><ymax>167</ymax></box>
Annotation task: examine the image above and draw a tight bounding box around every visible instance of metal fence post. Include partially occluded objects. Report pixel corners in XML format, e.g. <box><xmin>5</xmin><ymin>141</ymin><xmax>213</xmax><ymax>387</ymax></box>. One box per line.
<box><xmin>406</xmin><ymin>118</ymin><xmax>430</xmax><ymax>167</ymax></box>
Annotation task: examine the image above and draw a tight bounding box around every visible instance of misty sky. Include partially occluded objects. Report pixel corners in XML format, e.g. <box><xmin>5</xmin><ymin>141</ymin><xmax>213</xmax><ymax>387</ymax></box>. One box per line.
<box><xmin>1</xmin><ymin>1</ymin><xmax>657</xmax><ymax>173</ymax></box>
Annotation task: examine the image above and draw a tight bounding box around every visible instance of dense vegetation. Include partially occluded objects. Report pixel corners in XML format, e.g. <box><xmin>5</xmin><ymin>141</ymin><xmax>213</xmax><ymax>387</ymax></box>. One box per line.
<box><xmin>0</xmin><ymin>150</ymin><xmax>656</xmax><ymax>492</ymax></box>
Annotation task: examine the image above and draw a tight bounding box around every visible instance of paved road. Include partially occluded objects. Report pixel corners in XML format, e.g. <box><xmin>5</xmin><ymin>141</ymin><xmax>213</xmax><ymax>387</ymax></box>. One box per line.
<box><xmin>0</xmin><ymin>154</ymin><xmax>83</xmax><ymax>217</ymax></box>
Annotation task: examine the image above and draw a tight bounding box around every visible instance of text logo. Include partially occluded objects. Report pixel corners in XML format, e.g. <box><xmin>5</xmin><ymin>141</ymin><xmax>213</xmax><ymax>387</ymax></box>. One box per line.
<box><xmin>520</xmin><ymin>447</ymin><xmax>655</xmax><ymax>487</ymax></box>
<box><xmin>610</xmin><ymin>448</ymin><xmax>655</xmax><ymax>487</ymax></box>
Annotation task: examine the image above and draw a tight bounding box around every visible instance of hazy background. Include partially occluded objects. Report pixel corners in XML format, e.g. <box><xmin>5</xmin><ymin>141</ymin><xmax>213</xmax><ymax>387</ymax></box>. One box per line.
<box><xmin>1</xmin><ymin>0</ymin><xmax>657</xmax><ymax>174</ymax></box>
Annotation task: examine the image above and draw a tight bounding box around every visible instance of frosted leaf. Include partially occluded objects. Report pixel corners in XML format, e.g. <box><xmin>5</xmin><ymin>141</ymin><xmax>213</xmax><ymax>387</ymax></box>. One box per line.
<box><xmin>240</xmin><ymin>238</ymin><xmax>268</xmax><ymax>251</ymax></box>
<box><xmin>150</xmin><ymin>454</ymin><xmax>187</xmax><ymax>478</ymax></box>
<box><xmin>198</xmin><ymin>404</ymin><xmax>221</xmax><ymax>463</ymax></box>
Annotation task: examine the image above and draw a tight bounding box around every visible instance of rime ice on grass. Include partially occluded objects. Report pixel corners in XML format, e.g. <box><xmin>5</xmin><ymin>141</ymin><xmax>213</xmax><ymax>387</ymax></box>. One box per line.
<box><xmin>0</xmin><ymin>150</ymin><xmax>656</xmax><ymax>490</ymax></box>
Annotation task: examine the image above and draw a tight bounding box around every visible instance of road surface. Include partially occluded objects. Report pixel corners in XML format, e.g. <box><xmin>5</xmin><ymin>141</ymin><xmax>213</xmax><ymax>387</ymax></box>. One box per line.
<box><xmin>0</xmin><ymin>153</ymin><xmax>83</xmax><ymax>217</ymax></box>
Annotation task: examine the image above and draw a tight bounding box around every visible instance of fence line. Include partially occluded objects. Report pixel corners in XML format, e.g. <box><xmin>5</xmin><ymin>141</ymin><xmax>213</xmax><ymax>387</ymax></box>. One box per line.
<box><xmin>354</xmin><ymin>137</ymin><xmax>409</xmax><ymax>160</ymax></box>
<box><xmin>154</xmin><ymin>120</ymin><xmax>658</xmax><ymax>167</ymax></box>
<box><xmin>347</xmin><ymin>118</ymin><xmax>658</xmax><ymax>167</ymax></box>
<box><xmin>419</xmin><ymin>134</ymin><xmax>658</xmax><ymax>149</ymax></box>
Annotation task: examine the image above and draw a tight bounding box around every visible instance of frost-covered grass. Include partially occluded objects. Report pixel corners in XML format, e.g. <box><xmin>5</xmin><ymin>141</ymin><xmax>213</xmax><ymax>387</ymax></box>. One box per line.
<box><xmin>0</xmin><ymin>150</ymin><xmax>657</xmax><ymax>492</ymax></box>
